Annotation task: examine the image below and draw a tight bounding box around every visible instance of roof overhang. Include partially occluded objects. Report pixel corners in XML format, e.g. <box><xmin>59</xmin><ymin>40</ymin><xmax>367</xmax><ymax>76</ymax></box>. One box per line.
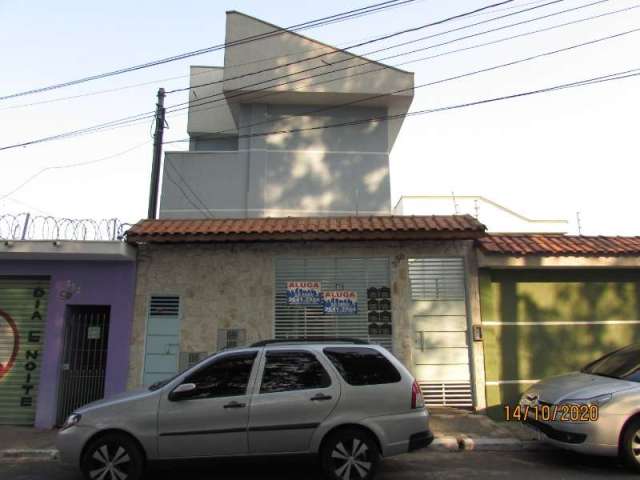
<box><xmin>478</xmin><ymin>251</ymin><xmax>640</xmax><ymax>269</ymax></box>
<box><xmin>0</xmin><ymin>241</ymin><xmax>136</xmax><ymax>262</ymax></box>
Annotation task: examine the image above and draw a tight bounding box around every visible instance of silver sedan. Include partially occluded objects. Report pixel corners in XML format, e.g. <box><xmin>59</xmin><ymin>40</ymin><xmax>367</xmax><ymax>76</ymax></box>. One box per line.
<box><xmin>520</xmin><ymin>344</ymin><xmax>640</xmax><ymax>471</ymax></box>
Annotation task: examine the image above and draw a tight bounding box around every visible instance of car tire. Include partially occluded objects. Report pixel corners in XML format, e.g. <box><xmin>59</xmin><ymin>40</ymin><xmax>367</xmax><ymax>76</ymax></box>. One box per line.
<box><xmin>80</xmin><ymin>432</ymin><xmax>145</xmax><ymax>480</ymax></box>
<box><xmin>320</xmin><ymin>427</ymin><xmax>381</xmax><ymax>480</ymax></box>
<box><xmin>621</xmin><ymin>418</ymin><xmax>640</xmax><ymax>472</ymax></box>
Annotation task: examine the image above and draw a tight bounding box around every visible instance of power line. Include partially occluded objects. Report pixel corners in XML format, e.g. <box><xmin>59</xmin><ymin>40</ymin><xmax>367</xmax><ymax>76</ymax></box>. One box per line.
<box><xmin>0</xmin><ymin>0</ymin><xmax>623</xmax><ymax>151</ymax></box>
<box><xmin>161</xmin><ymin>0</ymin><xmax>624</xmax><ymax>129</ymax></box>
<box><xmin>0</xmin><ymin>0</ymin><xmax>417</xmax><ymax>101</ymax></box>
<box><xmin>1</xmin><ymin>0</ymin><xmax>560</xmax><ymax>150</ymax></box>
<box><xmin>163</xmin><ymin>159</ymin><xmax>214</xmax><ymax>218</ymax></box>
<box><xmin>166</xmin><ymin>0</ymin><xmax>529</xmax><ymax>95</ymax></box>
<box><xmin>165</xmin><ymin>24</ymin><xmax>640</xmax><ymax>143</ymax></box>
<box><xmin>162</xmin><ymin>0</ymin><xmax>580</xmax><ymax>115</ymax></box>
<box><xmin>163</xmin><ymin>162</ymin><xmax>214</xmax><ymax>219</ymax></box>
<box><xmin>0</xmin><ymin>141</ymin><xmax>150</xmax><ymax>201</ymax></box>
<box><xmin>0</xmin><ymin>0</ymin><xmax>530</xmax><ymax>112</ymax></box>
<box><xmin>164</xmin><ymin>66</ymin><xmax>640</xmax><ymax>144</ymax></box>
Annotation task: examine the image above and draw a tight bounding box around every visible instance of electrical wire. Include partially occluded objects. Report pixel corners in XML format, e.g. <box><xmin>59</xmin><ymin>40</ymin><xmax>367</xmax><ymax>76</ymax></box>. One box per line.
<box><xmin>163</xmin><ymin>159</ymin><xmax>214</xmax><ymax>218</ymax></box>
<box><xmin>0</xmin><ymin>0</ymin><xmax>418</xmax><ymax>101</ymax></box>
<box><xmin>0</xmin><ymin>141</ymin><xmax>150</xmax><ymax>201</ymax></box>
<box><xmin>164</xmin><ymin>66</ymin><xmax>640</xmax><ymax>145</ymax></box>
<box><xmin>166</xmin><ymin>24</ymin><xmax>640</xmax><ymax>142</ymax></box>
<box><xmin>1</xmin><ymin>0</ymin><xmax>561</xmax><ymax>150</ymax></box>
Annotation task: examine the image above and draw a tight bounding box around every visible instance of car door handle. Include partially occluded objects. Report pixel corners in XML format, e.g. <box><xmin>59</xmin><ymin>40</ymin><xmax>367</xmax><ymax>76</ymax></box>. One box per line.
<box><xmin>223</xmin><ymin>401</ymin><xmax>246</xmax><ymax>409</ymax></box>
<box><xmin>310</xmin><ymin>394</ymin><xmax>332</xmax><ymax>401</ymax></box>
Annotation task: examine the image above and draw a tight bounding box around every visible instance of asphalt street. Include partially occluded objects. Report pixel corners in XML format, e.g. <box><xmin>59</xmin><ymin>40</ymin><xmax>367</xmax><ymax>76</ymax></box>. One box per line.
<box><xmin>0</xmin><ymin>449</ymin><xmax>636</xmax><ymax>479</ymax></box>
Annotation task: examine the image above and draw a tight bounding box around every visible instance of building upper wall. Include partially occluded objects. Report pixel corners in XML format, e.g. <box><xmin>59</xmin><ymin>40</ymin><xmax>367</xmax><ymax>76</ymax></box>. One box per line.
<box><xmin>223</xmin><ymin>11</ymin><xmax>414</xmax><ymax>105</ymax></box>
<box><xmin>186</xmin><ymin>12</ymin><xmax>414</xmax><ymax>148</ymax></box>
<box><xmin>187</xmin><ymin>66</ymin><xmax>238</xmax><ymax>137</ymax></box>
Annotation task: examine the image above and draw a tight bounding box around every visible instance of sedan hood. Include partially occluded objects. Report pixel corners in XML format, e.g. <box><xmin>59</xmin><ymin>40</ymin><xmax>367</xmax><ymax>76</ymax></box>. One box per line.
<box><xmin>528</xmin><ymin>372</ymin><xmax>637</xmax><ymax>404</ymax></box>
<box><xmin>75</xmin><ymin>387</ymin><xmax>156</xmax><ymax>414</ymax></box>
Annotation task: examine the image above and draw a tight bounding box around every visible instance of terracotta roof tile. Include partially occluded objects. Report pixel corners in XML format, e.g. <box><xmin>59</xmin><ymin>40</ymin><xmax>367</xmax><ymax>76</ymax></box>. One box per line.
<box><xmin>126</xmin><ymin>215</ymin><xmax>485</xmax><ymax>244</ymax></box>
<box><xmin>478</xmin><ymin>234</ymin><xmax>640</xmax><ymax>256</ymax></box>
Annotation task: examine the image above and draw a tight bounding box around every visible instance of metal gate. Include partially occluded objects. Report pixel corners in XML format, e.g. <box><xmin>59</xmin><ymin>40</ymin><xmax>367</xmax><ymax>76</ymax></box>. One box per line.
<box><xmin>0</xmin><ymin>277</ymin><xmax>48</xmax><ymax>425</ymax></box>
<box><xmin>274</xmin><ymin>257</ymin><xmax>392</xmax><ymax>350</ymax></box>
<box><xmin>408</xmin><ymin>258</ymin><xmax>473</xmax><ymax>408</ymax></box>
<box><xmin>56</xmin><ymin>306</ymin><xmax>110</xmax><ymax>425</ymax></box>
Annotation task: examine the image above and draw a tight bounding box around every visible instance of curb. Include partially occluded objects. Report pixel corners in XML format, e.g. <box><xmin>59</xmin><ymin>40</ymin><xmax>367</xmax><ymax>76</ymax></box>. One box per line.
<box><xmin>1</xmin><ymin>449</ymin><xmax>58</xmax><ymax>461</ymax></box>
<box><xmin>428</xmin><ymin>435</ymin><xmax>546</xmax><ymax>452</ymax></box>
<box><xmin>0</xmin><ymin>436</ymin><xmax>546</xmax><ymax>460</ymax></box>
<box><xmin>457</xmin><ymin>436</ymin><xmax>548</xmax><ymax>451</ymax></box>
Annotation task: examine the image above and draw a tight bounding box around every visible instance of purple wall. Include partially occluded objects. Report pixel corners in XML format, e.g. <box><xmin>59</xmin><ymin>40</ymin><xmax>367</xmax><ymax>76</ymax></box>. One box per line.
<box><xmin>0</xmin><ymin>260</ymin><xmax>136</xmax><ymax>429</ymax></box>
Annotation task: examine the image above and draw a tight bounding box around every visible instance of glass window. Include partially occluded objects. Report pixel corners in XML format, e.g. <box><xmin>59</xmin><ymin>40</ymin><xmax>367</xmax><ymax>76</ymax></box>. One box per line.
<box><xmin>582</xmin><ymin>345</ymin><xmax>640</xmax><ymax>382</ymax></box>
<box><xmin>323</xmin><ymin>347</ymin><xmax>401</xmax><ymax>386</ymax></box>
<box><xmin>185</xmin><ymin>351</ymin><xmax>257</xmax><ymax>399</ymax></box>
<box><xmin>260</xmin><ymin>351</ymin><xmax>331</xmax><ymax>394</ymax></box>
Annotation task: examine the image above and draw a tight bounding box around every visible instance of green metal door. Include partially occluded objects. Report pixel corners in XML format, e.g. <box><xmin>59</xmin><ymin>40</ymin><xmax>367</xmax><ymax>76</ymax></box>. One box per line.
<box><xmin>0</xmin><ymin>277</ymin><xmax>48</xmax><ymax>425</ymax></box>
<box><xmin>480</xmin><ymin>269</ymin><xmax>640</xmax><ymax>418</ymax></box>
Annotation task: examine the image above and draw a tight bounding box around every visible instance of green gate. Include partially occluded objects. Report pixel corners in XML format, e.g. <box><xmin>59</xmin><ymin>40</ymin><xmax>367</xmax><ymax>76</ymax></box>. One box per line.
<box><xmin>480</xmin><ymin>269</ymin><xmax>640</xmax><ymax>419</ymax></box>
<box><xmin>0</xmin><ymin>277</ymin><xmax>48</xmax><ymax>425</ymax></box>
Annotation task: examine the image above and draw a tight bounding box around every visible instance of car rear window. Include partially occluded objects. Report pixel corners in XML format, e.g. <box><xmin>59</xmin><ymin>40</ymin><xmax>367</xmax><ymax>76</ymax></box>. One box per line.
<box><xmin>323</xmin><ymin>347</ymin><xmax>401</xmax><ymax>386</ymax></box>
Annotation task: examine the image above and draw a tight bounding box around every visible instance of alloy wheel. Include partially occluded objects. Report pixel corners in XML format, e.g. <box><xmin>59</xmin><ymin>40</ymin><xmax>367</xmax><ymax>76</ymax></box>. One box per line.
<box><xmin>88</xmin><ymin>443</ymin><xmax>131</xmax><ymax>480</ymax></box>
<box><xmin>632</xmin><ymin>430</ymin><xmax>640</xmax><ymax>461</ymax></box>
<box><xmin>330</xmin><ymin>437</ymin><xmax>373</xmax><ymax>480</ymax></box>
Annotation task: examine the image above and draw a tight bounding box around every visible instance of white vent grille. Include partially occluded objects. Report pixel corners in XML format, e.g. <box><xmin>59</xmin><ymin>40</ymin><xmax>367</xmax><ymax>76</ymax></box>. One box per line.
<box><xmin>408</xmin><ymin>258</ymin><xmax>465</xmax><ymax>301</ymax></box>
<box><xmin>149</xmin><ymin>296</ymin><xmax>180</xmax><ymax>316</ymax></box>
<box><xmin>419</xmin><ymin>381</ymin><xmax>473</xmax><ymax>408</ymax></box>
<box><xmin>274</xmin><ymin>257</ymin><xmax>392</xmax><ymax>351</ymax></box>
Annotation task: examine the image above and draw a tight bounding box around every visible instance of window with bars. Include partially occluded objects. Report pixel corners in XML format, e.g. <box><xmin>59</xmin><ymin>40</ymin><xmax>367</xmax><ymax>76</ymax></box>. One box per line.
<box><xmin>274</xmin><ymin>257</ymin><xmax>392</xmax><ymax>350</ymax></box>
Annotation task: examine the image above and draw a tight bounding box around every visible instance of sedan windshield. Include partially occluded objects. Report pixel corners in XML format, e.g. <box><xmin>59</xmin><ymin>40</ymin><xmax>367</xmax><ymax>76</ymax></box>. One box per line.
<box><xmin>582</xmin><ymin>345</ymin><xmax>640</xmax><ymax>382</ymax></box>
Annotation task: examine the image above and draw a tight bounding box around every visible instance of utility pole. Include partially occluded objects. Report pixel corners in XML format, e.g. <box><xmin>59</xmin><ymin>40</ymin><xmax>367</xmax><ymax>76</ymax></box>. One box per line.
<box><xmin>147</xmin><ymin>88</ymin><xmax>166</xmax><ymax>219</ymax></box>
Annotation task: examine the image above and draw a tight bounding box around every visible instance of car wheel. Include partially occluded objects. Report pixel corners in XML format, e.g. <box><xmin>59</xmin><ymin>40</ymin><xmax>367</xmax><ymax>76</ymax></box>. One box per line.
<box><xmin>621</xmin><ymin>418</ymin><xmax>640</xmax><ymax>472</ymax></box>
<box><xmin>80</xmin><ymin>432</ymin><xmax>145</xmax><ymax>480</ymax></box>
<box><xmin>320</xmin><ymin>428</ymin><xmax>380</xmax><ymax>480</ymax></box>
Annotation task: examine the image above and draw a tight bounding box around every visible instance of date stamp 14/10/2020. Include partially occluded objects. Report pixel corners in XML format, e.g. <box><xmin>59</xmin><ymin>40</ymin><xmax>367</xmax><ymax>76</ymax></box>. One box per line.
<box><xmin>504</xmin><ymin>404</ymin><xmax>600</xmax><ymax>422</ymax></box>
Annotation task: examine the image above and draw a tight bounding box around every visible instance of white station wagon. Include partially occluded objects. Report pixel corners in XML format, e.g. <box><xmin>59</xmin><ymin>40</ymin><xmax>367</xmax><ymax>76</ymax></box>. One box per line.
<box><xmin>57</xmin><ymin>339</ymin><xmax>433</xmax><ymax>480</ymax></box>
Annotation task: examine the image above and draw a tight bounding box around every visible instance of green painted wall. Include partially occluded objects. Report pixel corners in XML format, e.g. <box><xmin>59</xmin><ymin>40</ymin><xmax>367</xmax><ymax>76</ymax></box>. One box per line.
<box><xmin>480</xmin><ymin>269</ymin><xmax>640</xmax><ymax>419</ymax></box>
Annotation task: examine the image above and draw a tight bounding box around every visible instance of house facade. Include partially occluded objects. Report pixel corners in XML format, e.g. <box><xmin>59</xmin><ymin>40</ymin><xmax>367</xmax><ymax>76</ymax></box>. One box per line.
<box><xmin>476</xmin><ymin>234</ymin><xmax>640</xmax><ymax>418</ymax></box>
<box><xmin>125</xmin><ymin>215</ymin><xmax>489</xmax><ymax>409</ymax></box>
<box><xmin>0</xmin><ymin>241</ymin><xmax>136</xmax><ymax>428</ymax></box>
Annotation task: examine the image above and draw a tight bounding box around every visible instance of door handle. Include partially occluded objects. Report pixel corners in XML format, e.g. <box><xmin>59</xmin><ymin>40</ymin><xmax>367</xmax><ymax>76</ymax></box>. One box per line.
<box><xmin>310</xmin><ymin>394</ymin><xmax>332</xmax><ymax>401</ymax></box>
<box><xmin>223</xmin><ymin>401</ymin><xmax>246</xmax><ymax>409</ymax></box>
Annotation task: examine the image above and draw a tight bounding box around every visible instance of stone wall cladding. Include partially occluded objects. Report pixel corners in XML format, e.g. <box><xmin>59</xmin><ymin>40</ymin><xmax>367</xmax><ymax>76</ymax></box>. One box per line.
<box><xmin>128</xmin><ymin>239</ymin><xmax>475</xmax><ymax>389</ymax></box>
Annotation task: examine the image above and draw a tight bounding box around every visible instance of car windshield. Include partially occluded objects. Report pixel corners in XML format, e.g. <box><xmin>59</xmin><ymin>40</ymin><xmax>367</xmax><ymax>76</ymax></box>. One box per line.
<box><xmin>581</xmin><ymin>345</ymin><xmax>640</xmax><ymax>382</ymax></box>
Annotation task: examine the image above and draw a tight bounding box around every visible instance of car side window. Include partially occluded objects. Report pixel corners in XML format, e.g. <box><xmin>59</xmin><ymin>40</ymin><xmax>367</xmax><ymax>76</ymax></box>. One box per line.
<box><xmin>184</xmin><ymin>351</ymin><xmax>257</xmax><ymax>399</ymax></box>
<box><xmin>323</xmin><ymin>347</ymin><xmax>401</xmax><ymax>386</ymax></box>
<box><xmin>260</xmin><ymin>350</ymin><xmax>331</xmax><ymax>394</ymax></box>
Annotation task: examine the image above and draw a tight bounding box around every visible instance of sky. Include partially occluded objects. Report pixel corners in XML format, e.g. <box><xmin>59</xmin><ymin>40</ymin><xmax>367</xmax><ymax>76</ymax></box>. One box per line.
<box><xmin>1</xmin><ymin>0</ymin><xmax>639</xmax><ymax>235</ymax></box>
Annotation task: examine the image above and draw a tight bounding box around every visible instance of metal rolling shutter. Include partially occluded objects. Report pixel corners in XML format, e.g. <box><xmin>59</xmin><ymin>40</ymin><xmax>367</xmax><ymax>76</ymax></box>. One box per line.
<box><xmin>0</xmin><ymin>277</ymin><xmax>49</xmax><ymax>425</ymax></box>
<box><xmin>274</xmin><ymin>257</ymin><xmax>392</xmax><ymax>350</ymax></box>
<box><xmin>408</xmin><ymin>258</ymin><xmax>473</xmax><ymax>408</ymax></box>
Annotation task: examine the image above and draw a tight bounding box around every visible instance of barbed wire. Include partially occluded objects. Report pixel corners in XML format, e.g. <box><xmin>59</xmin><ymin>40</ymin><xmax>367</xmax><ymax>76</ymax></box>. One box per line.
<box><xmin>0</xmin><ymin>213</ymin><xmax>135</xmax><ymax>241</ymax></box>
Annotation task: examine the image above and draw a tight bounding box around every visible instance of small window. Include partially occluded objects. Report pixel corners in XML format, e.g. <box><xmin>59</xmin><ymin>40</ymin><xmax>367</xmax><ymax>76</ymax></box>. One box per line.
<box><xmin>323</xmin><ymin>347</ymin><xmax>401</xmax><ymax>386</ymax></box>
<box><xmin>185</xmin><ymin>351</ymin><xmax>257</xmax><ymax>399</ymax></box>
<box><xmin>260</xmin><ymin>351</ymin><xmax>331</xmax><ymax>394</ymax></box>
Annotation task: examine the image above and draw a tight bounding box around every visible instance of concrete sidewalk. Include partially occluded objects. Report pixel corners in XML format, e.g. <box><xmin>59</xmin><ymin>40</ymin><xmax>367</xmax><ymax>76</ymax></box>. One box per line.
<box><xmin>0</xmin><ymin>408</ymin><xmax>544</xmax><ymax>461</ymax></box>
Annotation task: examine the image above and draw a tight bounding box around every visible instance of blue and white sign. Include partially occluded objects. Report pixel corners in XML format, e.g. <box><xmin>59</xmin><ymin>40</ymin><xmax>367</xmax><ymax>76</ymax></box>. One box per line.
<box><xmin>287</xmin><ymin>281</ymin><xmax>322</xmax><ymax>305</ymax></box>
<box><xmin>323</xmin><ymin>291</ymin><xmax>358</xmax><ymax>315</ymax></box>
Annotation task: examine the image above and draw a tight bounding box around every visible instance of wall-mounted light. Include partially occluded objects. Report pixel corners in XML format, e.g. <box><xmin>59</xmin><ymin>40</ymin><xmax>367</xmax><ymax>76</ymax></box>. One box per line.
<box><xmin>52</xmin><ymin>241</ymin><xmax>62</xmax><ymax>247</ymax></box>
<box><xmin>3</xmin><ymin>241</ymin><xmax>14</xmax><ymax>247</ymax></box>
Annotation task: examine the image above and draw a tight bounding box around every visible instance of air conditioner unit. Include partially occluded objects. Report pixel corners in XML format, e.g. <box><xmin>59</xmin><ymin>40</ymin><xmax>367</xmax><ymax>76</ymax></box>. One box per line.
<box><xmin>178</xmin><ymin>351</ymin><xmax>208</xmax><ymax>371</ymax></box>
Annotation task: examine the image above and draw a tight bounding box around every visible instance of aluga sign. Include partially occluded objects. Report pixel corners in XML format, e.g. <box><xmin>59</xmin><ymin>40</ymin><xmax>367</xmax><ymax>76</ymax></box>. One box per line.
<box><xmin>323</xmin><ymin>290</ymin><xmax>358</xmax><ymax>315</ymax></box>
<box><xmin>287</xmin><ymin>281</ymin><xmax>322</xmax><ymax>305</ymax></box>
